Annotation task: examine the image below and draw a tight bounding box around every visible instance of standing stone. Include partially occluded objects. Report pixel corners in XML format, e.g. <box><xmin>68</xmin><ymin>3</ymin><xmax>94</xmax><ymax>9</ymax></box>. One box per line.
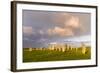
<box><xmin>29</xmin><ymin>48</ymin><xmax>32</xmax><ymax>51</ymax></box>
<box><xmin>81</xmin><ymin>43</ymin><xmax>86</xmax><ymax>54</ymax></box>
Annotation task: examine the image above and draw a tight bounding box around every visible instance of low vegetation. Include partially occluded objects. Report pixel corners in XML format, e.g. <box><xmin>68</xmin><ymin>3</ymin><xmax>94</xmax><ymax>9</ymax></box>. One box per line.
<box><xmin>23</xmin><ymin>47</ymin><xmax>91</xmax><ymax>62</ymax></box>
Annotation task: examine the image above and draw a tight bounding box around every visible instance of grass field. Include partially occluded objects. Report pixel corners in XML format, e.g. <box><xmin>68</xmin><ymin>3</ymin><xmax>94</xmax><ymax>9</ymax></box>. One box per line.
<box><xmin>23</xmin><ymin>48</ymin><xmax>91</xmax><ymax>63</ymax></box>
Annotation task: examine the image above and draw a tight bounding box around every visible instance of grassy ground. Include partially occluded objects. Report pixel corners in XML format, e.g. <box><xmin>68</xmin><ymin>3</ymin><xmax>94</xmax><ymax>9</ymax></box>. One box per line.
<box><xmin>23</xmin><ymin>48</ymin><xmax>91</xmax><ymax>63</ymax></box>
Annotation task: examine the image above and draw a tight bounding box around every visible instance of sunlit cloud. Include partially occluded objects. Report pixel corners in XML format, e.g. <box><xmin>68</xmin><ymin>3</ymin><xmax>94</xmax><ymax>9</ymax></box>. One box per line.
<box><xmin>47</xmin><ymin>15</ymin><xmax>81</xmax><ymax>37</ymax></box>
<box><xmin>23</xmin><ymin>26</ymin><xmax>33</xmax><ymax>35</ymax></box>
<box><xmin>47</xmin><ymin>26</ymin><xmax>74</xmax><ymax>37</ymax></box>
<box><xmin>65</xmin><ymin>16</ymin><xmax>80</xmax><ymax>29</ymax></box>
<box><xmin>52</xmin><ymin>13</ymin><xmax>81</xmax><ymax>29</ymax></box>
<box><xmin>50</xmin><ymin>14</ymin><xmax>85</xmax><ymax>37</ymax></box>
<box><xmin>65</xmin><ymin>15</ymin><xmax>86</xmax><ymax>33</ymax></box>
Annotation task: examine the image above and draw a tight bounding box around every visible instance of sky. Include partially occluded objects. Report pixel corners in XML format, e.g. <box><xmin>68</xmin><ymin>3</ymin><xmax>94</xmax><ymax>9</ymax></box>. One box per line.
<box><xmin>22</xmin><ymin>10</ymin><xmax>91</xmax><ymax>48</ymax></box>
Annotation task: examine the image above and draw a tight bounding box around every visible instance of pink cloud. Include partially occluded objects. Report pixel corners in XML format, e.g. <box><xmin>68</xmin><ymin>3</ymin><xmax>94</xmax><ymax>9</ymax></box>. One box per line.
<box><xmin>47</xmin><ymin>26</ymin><xmax>74</xmax><ymax>37</ymax></box>
<box><xmin>65</xmin><ymin>16</ymin><xmax>80</xmax><ymax>29</ymax></box>
<box><xmin>23</xmin><ymin>26</ymin><xmax>33</xmax><ymax>35</ymax></box>
<box><xmin>47</xmin><ymin>15</ymin><xmax>81</xmax><ymax>37</ymax></box>
<box><xmin>53</xmin><ymin>13</ymin><xmax>70</xmax><ymax>25</ymax></box>
<box><xmin>52</xmin><ymin>13</ymin><xmax>82</xmax><ymax>33</ymax></box>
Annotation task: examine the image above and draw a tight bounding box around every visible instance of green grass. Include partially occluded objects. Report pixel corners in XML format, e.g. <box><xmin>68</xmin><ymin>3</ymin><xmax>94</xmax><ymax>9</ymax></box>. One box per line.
<box><xmin>23</xmin><ymin>48</ymin><xmax>91</xmax><ymax>62</ymax></box>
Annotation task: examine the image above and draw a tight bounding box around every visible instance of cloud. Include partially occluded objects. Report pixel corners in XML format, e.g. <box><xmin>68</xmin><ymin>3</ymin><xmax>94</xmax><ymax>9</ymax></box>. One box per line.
<box><xmin>23</xmin><ymin>37</ymin><xmax>36</xmax><ymax>42</ymax></box>
<box><xmin>47</xmin><ymin>15</ymin><xmax>81</xmax><ymax>37</ymax></box>
<box><xmin>53</xmin><ymin>13</ymin><xmax>82</xmax><ymax>29</ymax></box>
<box><xmin>53</xmin><ymin>13</ymin><xmax>70</xmax><ymax>26</ymax></box>
<box><xmin>51</xmin><ymin>14</ymin><xmax>85</xmax><ymax>36</ymax></box>
<box><xmin>23</xmin><ymin>12</ymin><xmax>88</xmax><ymax>38</ymax></box>
<box><xmin>65</xmin><ymin>16</ymin><xmax>80</xmax><ymax>29</ymax></box>
<box><xmin>23</xmin><ymin>15</ymin><xmax>83</xmax><ymax>37</ymax></box>
<box><xmin>39</xmin><ymin>30</ymin><xmax>44</xmax><ymax>35</ymax></box>
<box><xmin>55</xmin><ymin>13</ymin><xmax>85</xmax><ymax>34</ymax></box>
<box><xmin>52</xmin><ymin>13</ymin><xmax>81</xmax><ymax>29</ymax></box>
<box><xmin>47</xmin><ymin>26</ymin><xmax>74</xmax><ymax>37</ymax></box>
<box><xmin>23</xmin><ymin>26</ymin><xmax>33</xmax><ymax>35</ymax></box>
<box><xmin>23</xmin><ymin>26</ymin><xmax>46</xmax><ymax>36</ymax></box>
<box><xmin>38</xmin><ymin>38</ymin><xmax>47</xmax><ymax>42</ymax></box>
<box><xmin>65</xmin><ymin>15</ymin><xmax>85</xmax><ymax>33</ymax></box>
